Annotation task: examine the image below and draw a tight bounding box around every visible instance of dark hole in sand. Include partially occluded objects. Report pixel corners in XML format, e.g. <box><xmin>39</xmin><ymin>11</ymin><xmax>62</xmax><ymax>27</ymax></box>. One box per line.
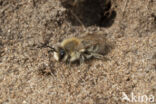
<box><xmin>62</xmin><ymin>0</ymin><xmax>116</xmax><ymax>27</ymax></box>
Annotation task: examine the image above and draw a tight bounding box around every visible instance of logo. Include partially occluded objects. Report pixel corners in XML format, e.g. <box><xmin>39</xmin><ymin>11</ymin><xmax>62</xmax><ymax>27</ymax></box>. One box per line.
<box><xmin>122</xmin><ymin>92</ymin><xmax>155</xmax><ymax>103</ymax></box>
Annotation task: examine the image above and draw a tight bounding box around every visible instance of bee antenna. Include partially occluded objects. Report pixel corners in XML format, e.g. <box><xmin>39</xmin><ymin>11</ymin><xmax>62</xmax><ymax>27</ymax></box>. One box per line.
<box><xmin>38</xmin><ymin>43</ymin><xmax>56</xmax><ymax>52</ymax></box>
<box><xmin>46</xmin><ymin>45</ymin><xmax>56</xmax><ymax>52</ymax></box>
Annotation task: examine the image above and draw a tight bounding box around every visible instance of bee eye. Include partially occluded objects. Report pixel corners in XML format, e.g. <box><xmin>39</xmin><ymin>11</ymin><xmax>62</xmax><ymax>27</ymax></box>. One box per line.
<box><xmin>59</xmin><ymin>49</ymin><xmax>66</xmax><ymax>59</ymax></box>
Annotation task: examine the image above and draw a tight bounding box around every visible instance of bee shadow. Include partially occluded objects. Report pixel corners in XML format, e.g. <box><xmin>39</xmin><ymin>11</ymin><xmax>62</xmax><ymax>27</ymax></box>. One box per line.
<box><xmin>63</xmin><ymin>0</ymin><xmax>117</xmax><ymax>27</ymax></box>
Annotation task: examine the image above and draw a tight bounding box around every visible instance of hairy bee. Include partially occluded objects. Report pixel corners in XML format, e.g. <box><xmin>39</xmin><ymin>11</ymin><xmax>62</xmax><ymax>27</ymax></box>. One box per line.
<box><xmin>48</xmin><ymin>33</ymin><xmax>110</xmax><ymax>64</ymax></box>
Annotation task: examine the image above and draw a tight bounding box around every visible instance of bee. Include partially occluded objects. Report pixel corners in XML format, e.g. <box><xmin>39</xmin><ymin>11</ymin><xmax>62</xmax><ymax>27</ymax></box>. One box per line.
<box><xmin>47</xmin><ymin>33</ymin><xmax>110</xmax><ymax>64</ymax></box>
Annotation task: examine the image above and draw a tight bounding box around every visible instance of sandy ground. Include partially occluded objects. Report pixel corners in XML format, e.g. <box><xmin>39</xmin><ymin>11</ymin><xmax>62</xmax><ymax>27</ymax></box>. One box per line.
<box><xmin>0</xmin><ymin>0</ymin><xmax>156</xmax><ymax>104</ymax></box>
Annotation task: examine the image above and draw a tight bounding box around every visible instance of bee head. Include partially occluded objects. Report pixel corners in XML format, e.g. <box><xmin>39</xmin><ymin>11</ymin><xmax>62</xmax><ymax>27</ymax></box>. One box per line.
<box><xmin>46</xmin><ymin>44</ymin><xmax>67</xmax><ymax>61</ymax></box>
<box><xmin>53</xmin><ymin>47</ymin><xmax>66</xmax><ymax>61</ymax></box>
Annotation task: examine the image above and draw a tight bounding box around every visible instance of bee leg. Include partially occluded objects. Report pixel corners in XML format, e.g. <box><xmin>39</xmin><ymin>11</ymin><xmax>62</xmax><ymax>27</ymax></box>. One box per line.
<box><xmin>85</xmin><ymin>54</ymin><xmax>93</xmax><ymax>60</ymax></box>
<box><xmin>92</xmin><ymin>53</ymin><xmax>103</xmax><ymax>59</ymax></box>
<box><xmin>80</xmin><ymin>55</ymin><xmax>85</xmax><ymax>64</ymax></box>
<box><xmin>91</xmin><ymin>53</ymin><xmax>109</xmax><ymax>61</ymax></box>
<box><xmin>87</xmin><ymin>46</ymin><xmax>99</xmax><ymax>53</ymax></box>
<box><xmin>65</xmin><ymin>55</ymin><xmax>71</xmax><ymax>64</ymax></box>
<box><xmin>65</xmin><ymin>59</ymin><xmax>70</xmax><ymax>64</ymax></box>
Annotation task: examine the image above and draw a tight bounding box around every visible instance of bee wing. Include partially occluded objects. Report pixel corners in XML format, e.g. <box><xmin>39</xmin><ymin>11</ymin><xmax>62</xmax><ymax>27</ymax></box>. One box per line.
<box><xmin>80</xmin><ymin>33</ymin><xmax>107</xmax><ymax>54</ymax></box>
